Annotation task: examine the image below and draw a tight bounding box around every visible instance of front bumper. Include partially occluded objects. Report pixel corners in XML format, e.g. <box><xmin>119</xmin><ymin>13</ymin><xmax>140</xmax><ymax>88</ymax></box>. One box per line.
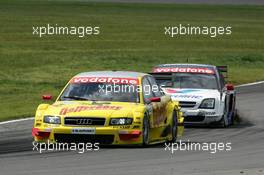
<box><xmin>33</xmin><ymin>125</ymin><xmax>143</xmax><ymax>145</ymax></box>
<box><xmin>181</xmin><ymin>109</ymin><xmax>222</xmax><ymax>125</ymax></box>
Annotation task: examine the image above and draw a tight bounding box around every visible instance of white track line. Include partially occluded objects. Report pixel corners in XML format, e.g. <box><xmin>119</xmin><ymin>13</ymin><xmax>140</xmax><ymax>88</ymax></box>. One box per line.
<box><xmin>235</xmin><ymin>81</ymin><xmax>264</xmax><ymax>88</ymax></box>
<box><xmin>0</xmin><ymin>81</ymin><xmax>263</xmax><ymax>125</ymax></box>
<box><xmin>0</xmin><ymin>117</ymin><xmax>34</xmax><ymax>125</ymax></box>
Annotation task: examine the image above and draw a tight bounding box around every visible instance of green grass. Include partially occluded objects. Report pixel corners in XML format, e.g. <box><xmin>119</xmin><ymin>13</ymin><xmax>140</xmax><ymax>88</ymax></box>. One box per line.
<box><xmin>0</xmin><ymin>0</ymin><xmax>263</xmax><ymax>121</ymax></box>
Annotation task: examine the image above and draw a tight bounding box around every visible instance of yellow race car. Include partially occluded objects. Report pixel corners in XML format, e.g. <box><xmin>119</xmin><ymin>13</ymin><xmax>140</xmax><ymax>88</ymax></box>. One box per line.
<box><xmin>32</xmin><ymin>71</ymin><xmax>184</xmax><ymax>146</ymax></box>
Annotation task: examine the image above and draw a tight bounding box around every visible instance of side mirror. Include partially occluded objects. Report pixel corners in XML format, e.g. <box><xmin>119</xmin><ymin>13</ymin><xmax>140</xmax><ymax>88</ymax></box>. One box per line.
<box><xmin>149</xmin><ymin>97</ymin><xmax>161</xmax><ymax>103</ymax></box>
<box><xmin>42</xmin><ymin>94</ymin><xmax>53</xmax><ymax>100</ymax></box>
<box><xmin>225</xmin><ymin>84</ymin><xmax>234</xmax><ymax>91</ymax></box>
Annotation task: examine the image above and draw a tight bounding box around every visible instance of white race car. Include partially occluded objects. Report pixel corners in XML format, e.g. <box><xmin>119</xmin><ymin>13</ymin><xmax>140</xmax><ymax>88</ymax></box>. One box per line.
<box><xmin>151</xmin><ymin>64</ymin><xmax>236</xmax><ymax>127</ymax></box>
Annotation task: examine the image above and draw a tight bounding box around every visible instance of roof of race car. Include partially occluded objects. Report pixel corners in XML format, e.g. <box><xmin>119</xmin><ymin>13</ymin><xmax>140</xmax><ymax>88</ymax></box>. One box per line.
<box><xmin>75</xmin><ymin>71</ymin><xmax>148</xmax><ymax>78</ymax></box>
<box><xmin>154</xmin><ymin>63</ymin><xmax>216</xmax><ymax>69</ymax></box>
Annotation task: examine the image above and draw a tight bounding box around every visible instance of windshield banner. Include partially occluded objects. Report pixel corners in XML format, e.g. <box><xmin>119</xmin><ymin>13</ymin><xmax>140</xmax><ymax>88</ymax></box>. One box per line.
<box><xmin>71</xmin><ymin>77</ymin><xmax>139</xmax><ymax>85</ymax></box>
<box><xmin>153</xmin><ymin>67</ymin><xmax>215</xmax><ymax>74</ymax></box>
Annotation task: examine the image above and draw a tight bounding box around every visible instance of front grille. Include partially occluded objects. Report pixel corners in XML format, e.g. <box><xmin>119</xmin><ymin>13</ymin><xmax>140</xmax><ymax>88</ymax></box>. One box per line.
<box><xmin>184</xmin><ymin>115</ymin><xmax>205</xmax><ymax>122</ymax></box>
<box><xmin>54</xmin><ymin>134</ymin><xmax>114</xmax><ymax>144</ymax></box>
<box><xmin>179</xmin><ymin>101</ymin><xmax>196</xmax><ymax>108</ymax></box>
<box><xmin>64</xmin><ymin>117</ymin><xmax>105</xmax><ymax>126</ymax></box>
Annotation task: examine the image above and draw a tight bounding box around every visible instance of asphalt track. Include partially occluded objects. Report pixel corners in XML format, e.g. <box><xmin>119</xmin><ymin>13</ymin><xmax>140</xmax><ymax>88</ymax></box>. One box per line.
<box><xmin>0</xmin><ymin>82</ymin><xmax>263</xmax><ymax>175</ymax></box>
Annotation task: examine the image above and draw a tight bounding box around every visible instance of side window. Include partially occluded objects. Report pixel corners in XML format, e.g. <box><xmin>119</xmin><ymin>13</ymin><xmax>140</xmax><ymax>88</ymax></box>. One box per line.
<box><xmin>142</xmin><ymin>77</ymin><xmax>154</xmax><ymax>103</ymax></box>
<box><xmin>219</xmin><ymin>73</ymin><xmax>225</xmax><ymax>89</ymax></box>
<box><xmin>147</xmin><ymin>76</ymin><xmax>162</xmax><ymax>97</ymax></box>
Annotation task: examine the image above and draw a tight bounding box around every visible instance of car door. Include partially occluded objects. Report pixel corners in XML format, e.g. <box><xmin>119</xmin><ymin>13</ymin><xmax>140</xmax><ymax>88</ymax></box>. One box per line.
<box><xmin>147</xmin><ymin>76</ymin><xmax>169</xmax><ymax>126</ymax></box>
<box><xmin>142</xmin><ymin>76</ymin><xmax>157</xmax><ymax>128</ymax></box>
<box><xmin>142</xmin><ymin>76</ymin><xmax>165</xmax><ymax>128</ymax></box>
<box><xmin>219</xmin><ymin>72</ymin><xmax>229</xmax><ymax>114</ymax></box>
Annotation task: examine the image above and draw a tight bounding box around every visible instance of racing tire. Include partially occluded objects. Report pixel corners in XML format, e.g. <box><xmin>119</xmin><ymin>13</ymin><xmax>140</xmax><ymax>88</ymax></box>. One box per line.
<box><xmin>142</xmin><ymin>115</ymin><xmax>150</xmax><ymax>146</ymax></box>
<box><xmin>230</xmin><ymin>98</ymin><xmax>236</xmax><ymax>126</ymax></box>
<box><xmin>171</xmin><ymin>111</ymin><xmax>178</xmax><ymax>143</ymax></box>
<box><xmin>220</xmin><ymin>101</ymin><xmax>229</xmax><ymax>128</ymax></box>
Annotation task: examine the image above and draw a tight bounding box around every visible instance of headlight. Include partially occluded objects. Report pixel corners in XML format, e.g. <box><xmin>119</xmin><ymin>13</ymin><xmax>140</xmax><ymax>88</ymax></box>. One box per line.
<box><xmin>44</xmin><ymin>115</ymin><xmax>61</xmax><ymax>124</ymax></box>
<box><xmin>109</xmin><ymin>118</ymin><xmax>133</xmax><ymax>125</ymax></box>
<box><xmin>199</xmin><ymin>98</ymin><xmax>215</xmax><ymax>109</ymax></box>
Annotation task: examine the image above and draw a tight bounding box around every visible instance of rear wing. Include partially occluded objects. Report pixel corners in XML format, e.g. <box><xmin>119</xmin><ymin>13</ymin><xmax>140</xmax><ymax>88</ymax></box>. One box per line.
<box><xmin>217</xmin><ymin>66</ymin><xmax>228</xmax><ymax>80</ymax></box>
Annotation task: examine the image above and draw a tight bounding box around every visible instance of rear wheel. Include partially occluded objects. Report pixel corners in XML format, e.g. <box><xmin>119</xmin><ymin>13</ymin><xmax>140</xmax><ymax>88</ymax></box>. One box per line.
<box><xmin>142</xmin><ymin>115</ymin><xmax>150</xmax><ymax>146</ymax></box>
<box><xmin>171</xmin><ymin>111</ymin><xmax>178</xmax><ymax>143</ymax></box>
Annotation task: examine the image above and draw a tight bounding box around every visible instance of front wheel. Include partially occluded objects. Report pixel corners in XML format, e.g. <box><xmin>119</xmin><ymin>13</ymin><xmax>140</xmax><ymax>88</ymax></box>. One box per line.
<box><xmin>220</xmin><ymin>103</ymin><xmax>229</xmax><ymax>127</ymax></box>
<box><xmin>230</xmin><ymin>98</ymin><xmax>236</xmax><ymax>125</ymax></box>
<box><xmin>171</xmin><ymin>111</ymin><xmax>178</xmax><ymax>143</ymax></box>
<box><xmin>142</xmin><ymin>115</ymin><xmax>150</xmax><ymax>146</ymax></box>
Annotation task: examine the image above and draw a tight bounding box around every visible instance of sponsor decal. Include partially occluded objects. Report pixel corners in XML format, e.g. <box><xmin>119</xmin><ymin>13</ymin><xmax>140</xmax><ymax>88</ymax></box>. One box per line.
<box><xmin>60</xmin><ymin>105</ymin><xmax>122</xmax><ymax>115</ymax></box>
<box><xmin>167</xmin><ymin>89</ymin><xmax>203</xmax><ymax>99</ymax></box>
<box><xmin>172</xmin><ymin>94</ymin><xmax>203</xmax><ymax>99</ymax></box>
<box><xmin>165</xmin><ymin>89</ymin><xmax>200</xmax><ymax>94</ymax></box>
<box><xmin>72</xmin><ymin>128</ymin><xmax>95</xmax><ymax>135</ymax></box>
<box><xmin>71</xmin><ymin>77</ymin><xmax>139</xmax><ymax>85</ymax></box>
<box><xmin>153</xmin><ymin>67</ymin><xmax>215</xmax><ymax>74</ymax></box>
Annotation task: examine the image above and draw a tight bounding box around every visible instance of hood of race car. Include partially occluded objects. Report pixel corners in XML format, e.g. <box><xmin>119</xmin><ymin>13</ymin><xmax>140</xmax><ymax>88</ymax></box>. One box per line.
<box><xmin>163</xmin><ymin>88</ymin><xmax>220</xmax><ymax>102</ymax></box>
<box><xmin>41</xmin><ymin>101</ymin><xmax>144</xmax><ymax>118</ymax></box>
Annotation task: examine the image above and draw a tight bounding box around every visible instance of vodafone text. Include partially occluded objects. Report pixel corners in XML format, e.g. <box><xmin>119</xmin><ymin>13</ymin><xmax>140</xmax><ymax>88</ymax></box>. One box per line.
<box><xmin>153</xmin><ymin>67</ymin><xmax>215</xmax><ymax>74</ymax></box>
<box><xmin>72</xmin><ymin>77</ymin><xmax>139</xmax><ymax>85</ymax></box>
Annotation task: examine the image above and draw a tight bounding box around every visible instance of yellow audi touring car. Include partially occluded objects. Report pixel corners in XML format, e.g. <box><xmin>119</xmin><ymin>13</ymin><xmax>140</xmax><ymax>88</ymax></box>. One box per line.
<box><xmin>32</xmin><ymin>71</ymin><xmax>184</xmax><ymax>146</ymax></box>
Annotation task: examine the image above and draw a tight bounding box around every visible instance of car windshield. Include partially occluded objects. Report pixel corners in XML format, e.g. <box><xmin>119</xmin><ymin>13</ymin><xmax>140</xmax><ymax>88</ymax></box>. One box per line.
<box><xmin>59</xmin><ymin>83</ymin><xmax>139</xmax><ymax>103</ymax></box>
<box><xmin>157</xmin><ymin>73</ymin><xmax>218</xmax><ymax>89</ymax></box>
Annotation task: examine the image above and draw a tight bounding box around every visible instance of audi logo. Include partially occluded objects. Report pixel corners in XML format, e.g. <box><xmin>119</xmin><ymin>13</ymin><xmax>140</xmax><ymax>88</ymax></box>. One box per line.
<box><xmin>76</xmin><ymin>119</ymin><xmax>92</xmax><ymax>125</ymax></box>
